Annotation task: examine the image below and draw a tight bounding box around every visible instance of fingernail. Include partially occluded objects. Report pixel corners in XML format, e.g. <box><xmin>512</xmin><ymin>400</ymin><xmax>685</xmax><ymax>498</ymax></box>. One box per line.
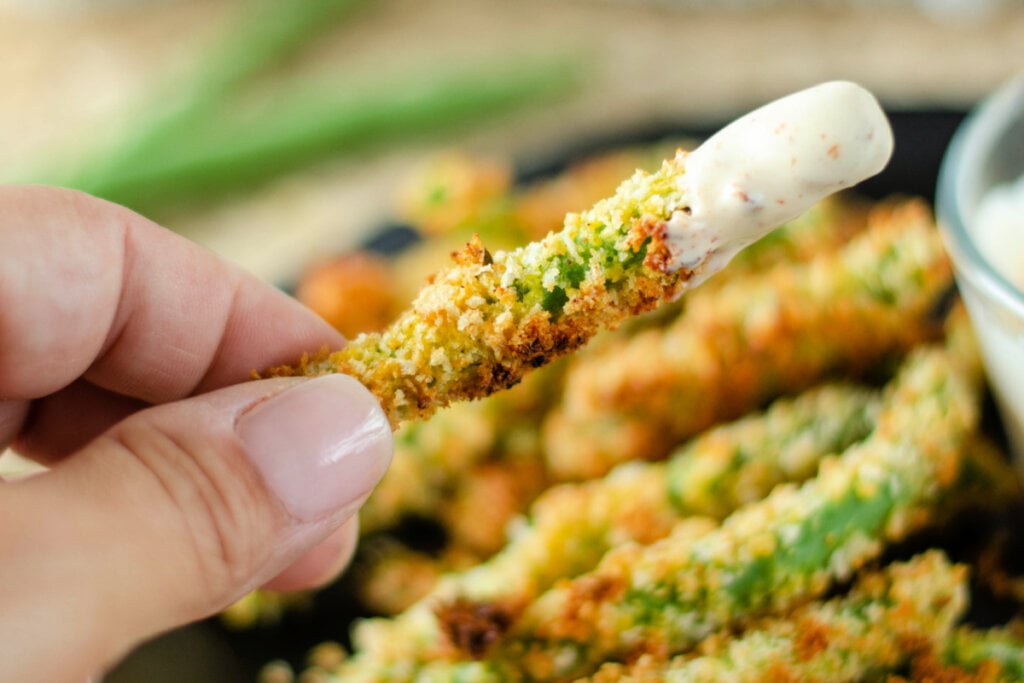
<box><xmin>237</xmin><ymin>375</ymin><xmax>392</xmax><ymax>522</ymax></box>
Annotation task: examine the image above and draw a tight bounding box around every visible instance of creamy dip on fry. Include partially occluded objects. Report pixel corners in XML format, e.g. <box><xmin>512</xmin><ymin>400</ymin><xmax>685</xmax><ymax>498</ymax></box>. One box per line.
<box><xmin>664</xmin><ymin>81</ymin><xmax>893</xmax><ymax>277</ymax></box>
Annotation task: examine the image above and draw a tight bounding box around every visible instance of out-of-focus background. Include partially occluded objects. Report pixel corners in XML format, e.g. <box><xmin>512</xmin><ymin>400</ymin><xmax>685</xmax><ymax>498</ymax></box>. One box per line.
<box><xmin>2</xmin><ymin>1</ymin><xmax>1023</xmax><ymax>680</ymax></box>
<box><xmin>1</xmin><ymin>0</ymin><xmax>1022</xmax><ymax>283</ymax></box>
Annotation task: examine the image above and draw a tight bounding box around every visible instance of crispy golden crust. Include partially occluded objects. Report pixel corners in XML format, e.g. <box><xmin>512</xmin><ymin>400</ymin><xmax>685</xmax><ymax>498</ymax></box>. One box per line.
<box><xmin>543</xmin><ymin>199</ymin><xmax>951</xmax><ymax>479</ymax></box>
<box><xmin>358</xmin><ymin>342</ymin><xmax>976</xmax><ymax>681</ymax></box>
<box><xmin>273</xmin><ymin>233</ymin><xmax>683</xmax><ymax>427</ymax></box>
<box><xmin>585</xmin><ymin>552</ymin><xmax>968</xmax><ymax>683</ymax></box>
<box><xmin>272</xmin><ymin>152</ymin><xmax>699</xmax><ymax>427</ymax></box>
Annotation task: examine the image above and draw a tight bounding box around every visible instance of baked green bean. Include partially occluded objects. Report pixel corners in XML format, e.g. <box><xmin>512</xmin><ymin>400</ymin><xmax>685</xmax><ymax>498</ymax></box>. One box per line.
<box><xmin>347</xmin><ymin>383</ymin><xmax>877</xmax><ymax>662</ymax></box>
<box><xmin>273</xmin><ymin>83</ymin><xmax>893</xmax><ymax>427</ymax></box>
<box><xmin>491</xmin><ymin>346</ymin><xmax>976</xmax><ymax>681</ymax></box>
<box><xmin>334</xmin><ymin>341</ymin><xmax>977</xmax><ymax>682</ymax></box>
<box><xmin>544</xmin><ymin>200</ymin><xmax>952</xmax><ymax>479</ymax></box>
<box><xmin>586</xmin><ymin>551</ymin><xmax>966</xmax><ymax>683</ymax></box>
<box><xmin>275</xmin><ymin>150</ymin><xmax>697</xmax><ymax>426</ymax></box>
<box><xmin>362</xmin><ymin>344</ymin><xmax>974</xmax><ymax>679</ymax></box>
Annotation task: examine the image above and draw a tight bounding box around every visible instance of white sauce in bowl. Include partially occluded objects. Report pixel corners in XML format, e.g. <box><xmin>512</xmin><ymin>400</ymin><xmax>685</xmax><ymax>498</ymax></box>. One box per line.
<box><xmin>973</xmin><ymin>174</ymin><xmax>1024</xmax><ymax>293</ymax></box>
<box><xmin>961</xmin><ymin>173</ymin><xmax>1024</xmax><ymax>462</ymax></box>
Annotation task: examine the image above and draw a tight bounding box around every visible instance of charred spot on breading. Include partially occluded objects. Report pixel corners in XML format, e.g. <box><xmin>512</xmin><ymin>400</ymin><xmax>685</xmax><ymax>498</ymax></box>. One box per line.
<box><xmin>434</xmin><ymin>598</ymin><xmax>521</xmax><ymax>659</ymax></box>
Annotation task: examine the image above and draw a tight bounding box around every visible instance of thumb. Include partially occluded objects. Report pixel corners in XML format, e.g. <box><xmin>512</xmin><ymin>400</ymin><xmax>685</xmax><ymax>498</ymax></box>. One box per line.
<box><xmin>0</xmin><ymin>374</ymin><xmax>392</xmax><ymax>682</ymax></box>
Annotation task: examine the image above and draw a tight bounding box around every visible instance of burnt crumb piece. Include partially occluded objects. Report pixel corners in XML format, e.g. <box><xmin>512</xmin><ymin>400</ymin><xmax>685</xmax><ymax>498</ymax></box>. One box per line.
<box><xmin>434</xmin><ymin>598</ymin><xmax>520</xmax><ymax>660</ymax></box>
<box><xmin>452</xmin><ymin>234</ymin><xmax>491</xmax><ymax>266</ymax></box>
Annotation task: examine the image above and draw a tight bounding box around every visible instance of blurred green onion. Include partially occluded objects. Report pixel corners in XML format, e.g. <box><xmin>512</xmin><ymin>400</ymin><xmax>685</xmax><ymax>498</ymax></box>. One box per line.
<box><xmin>69</xmin><ymin>0</ymin><xmax>370</xmax><ymax>182</ymax></box>
<box><xmin>74</xmin><ymin>57</ymin><xmax>581</xmax><ymax>215</ymax></box>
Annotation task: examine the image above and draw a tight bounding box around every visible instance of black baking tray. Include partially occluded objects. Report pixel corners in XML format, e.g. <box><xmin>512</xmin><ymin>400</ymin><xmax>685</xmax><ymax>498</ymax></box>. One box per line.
<box><xmin>107</xmin><ymin>107</ymin><xmax>1024</xmax><ymax>683</ymax></box>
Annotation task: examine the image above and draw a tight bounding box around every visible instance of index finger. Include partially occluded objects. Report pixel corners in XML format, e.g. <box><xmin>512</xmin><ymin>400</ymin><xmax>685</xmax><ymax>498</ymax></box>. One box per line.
<box><xmin>0</xmin><ymin>186</ymin><xmax>345</xmax><ymax>404</ymax></box>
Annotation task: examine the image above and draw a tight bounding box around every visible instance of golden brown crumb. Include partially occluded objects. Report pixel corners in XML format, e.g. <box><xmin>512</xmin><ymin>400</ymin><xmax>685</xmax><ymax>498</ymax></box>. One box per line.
<box><xmin>272</xmin><ymin>152</ymin><xmax>695</xmax><ymax>427</ymax></box>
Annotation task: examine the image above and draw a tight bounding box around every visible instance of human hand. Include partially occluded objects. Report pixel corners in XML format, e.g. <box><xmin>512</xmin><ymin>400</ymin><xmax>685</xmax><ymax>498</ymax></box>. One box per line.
<box><xmin>0</xmin><ymin>186</ymin><xmax>393</xmax><ymax>682</ymax></box>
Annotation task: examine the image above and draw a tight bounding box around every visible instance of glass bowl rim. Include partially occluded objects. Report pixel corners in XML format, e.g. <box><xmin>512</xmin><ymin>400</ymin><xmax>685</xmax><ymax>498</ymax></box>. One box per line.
<box><xmin>936</xmin><ymin>74</ymin><xmax>1024</xmax><ymax>320</ymax></box>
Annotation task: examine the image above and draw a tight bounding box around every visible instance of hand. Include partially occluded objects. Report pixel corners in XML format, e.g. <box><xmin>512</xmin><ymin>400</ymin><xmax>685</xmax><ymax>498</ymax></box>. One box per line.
<box><xmin>0</xmin><ymin>186</ymin><xmax>393</xmax><ymax>682</ymax></box>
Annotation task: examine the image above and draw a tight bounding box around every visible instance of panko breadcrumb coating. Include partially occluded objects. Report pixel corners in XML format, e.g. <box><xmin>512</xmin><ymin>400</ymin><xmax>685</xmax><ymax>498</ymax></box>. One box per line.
<box><xmin>273</xmin><ymin>150</ymin><xmax>698</xmax><ymax>426</ymax></box>
<box><xmin>343</xmin><ymin>382</ymin><xmax>880</xmax><ymax>664</ymax></box>
<box><xmin>543</xmin><ymin>199</ymin><xmax>952</xmax><ymax>480</ymax></box>
<box><xmin>360</xmin><ymin>196</ymin><xmax>868</xmax><ymax>545</ymax></box>
<box><xmin>276</xmin><ymin>82</ymin><xmax>893</xmax><ymax>426</ymax></box>
<box><xmin>337</xmin><ymin>337</ymin><xmax>979</xmax><ymax>682</ymax></box>
<box><xmin>664</xmin><ymin>382</ymin><xmax>880</xmax><ymax>518</ymax></box>
<box><xmin>586</xmin><ymin>551</ymin><xmax>967</xmax><ymax>683</ymax></box>
<box><xmin>492</xmin><ymin>345</ymin><xmax>978</xmax><ymax>681</ymax></box>
<box><xmin>388</xmin><ymin>144</ymin><xmax>688</xmax><ymax>318</ymax></box>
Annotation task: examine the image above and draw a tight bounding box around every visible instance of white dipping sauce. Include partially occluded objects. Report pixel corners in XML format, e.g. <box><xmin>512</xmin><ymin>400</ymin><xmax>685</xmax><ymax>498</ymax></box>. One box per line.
<box><xmin>963</xmin><ymin>174</ymin><xmax>1024</xmax><ymax>461</ymax></box>
<box><xmin>973</xmin><ymin>174</ymin><xmax>1024</xmax><ymax>292</ymax></box>
<box><xmin>664</xmin><ymin>81</ymin><xmax>894</xmax><ymax>276</ymax></box>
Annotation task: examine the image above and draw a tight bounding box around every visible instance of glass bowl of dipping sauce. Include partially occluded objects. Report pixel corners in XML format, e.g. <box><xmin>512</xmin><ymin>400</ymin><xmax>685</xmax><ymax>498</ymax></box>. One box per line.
<box><xmin>937</xmin><ymin>74</ymin><xmax>1024</xmax><ymax>466</ymax></box>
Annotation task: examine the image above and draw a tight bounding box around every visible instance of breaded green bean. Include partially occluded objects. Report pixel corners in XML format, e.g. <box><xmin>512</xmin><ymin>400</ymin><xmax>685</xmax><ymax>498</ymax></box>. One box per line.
<box><xmin>544</xmin><ymin>199</ymin><xmax>951</xmax><ymax>479</ymax></box>
<box><xmin>518</xmin><ymin>347</ymin><xmax>974</xmax><ymax>678</ymax></box>
<box><xmin>274</xmin><ymin>82</ymin><xmax>893</xmax><ymax>427</ymax></box>
<box><xmin>361</xmin><ymin>197</ymin><xmax>868</xmax><ymax>538</ymax></box>
<box><xmin>363</xmin><ymin>381</ymin><xmax>877</xmax><ymax>622</ymax></box>
<box><xmin>341</xmin><ymin>343</ymin><xmax>975</xmax><ymax>683</ymax></box>
<box><xmin>275</xmin><ymin>151</ymin><xmax>696</xmax><ymax>426</ymax></box>
<box><xmin>585</xmin><ymin>551</ymin><xmax>967</xmax><ymax>683</ymax></box>
<box><xmin>346</xmin><ymin>383</ymin><xmax>877</xmax><ymax>659</ymax></box>
<box><xmin>666</xmin><ymin>382</ymin><xmax>879</xmax><ymax>518</ymax></box>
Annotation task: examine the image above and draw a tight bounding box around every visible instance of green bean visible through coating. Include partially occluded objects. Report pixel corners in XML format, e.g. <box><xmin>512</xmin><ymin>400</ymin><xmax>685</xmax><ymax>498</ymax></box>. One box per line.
<box><xmin>333</xmin><ymin>341</ymin><xmax>977</xmax><ymax>682</ymax></box>
<box><xmin>346</xmin><ymin>384</ymin><xmax>877</xmax><ymax>665</ymax></box>
<box><xmin>586</xmin><ymin>551</ymin><xmax>966</xmax><ymax>683</ymax></box>
<box><xmin>276</xmin><ymin>152</ymin><xmax>698</xmax><ymax>426</ymax></box>
<box><xmin>665</xmin><ymin>383</ymin><xmax>879</xmax><ymax>518</ymax></box>
<box><xmin>487</xmin><ymin>346</ymin><xmax>976</xmax><ymax>681</ymax></box>
<box><xmin>543</xmin><ymin>200</ymin><xmax>951</xmax><ymax>480</ymax></box>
